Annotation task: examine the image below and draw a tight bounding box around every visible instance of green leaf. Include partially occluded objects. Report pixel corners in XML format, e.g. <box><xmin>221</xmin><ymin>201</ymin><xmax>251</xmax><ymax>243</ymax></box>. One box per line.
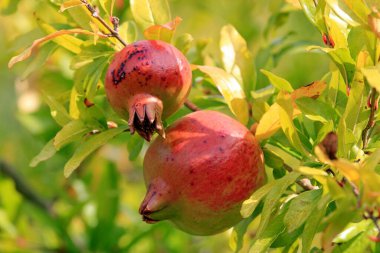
<box><xmin>295</xmin><ymin>97</ymin><xmax>336</xmax><ymax>123</ymax></box>
<box><xmin>256</xmin><ymin>172</ymin><xmax>300</xmax><ymax>237</ymax></box>
<box><xmin>119</xmin><ymin>21</ymin><xmax>138</xmax><ymax>45</ymax></box>
<box><xmin>249</xmin><ymin>207</ymin><xmax>287</xmax><ymax>253</ymax></box>
<box><xmin>54</xmin><ymin>120</ymin><xmax>89</xmax><ymax>150</ymax></box>
<box><xmin>98</xmin><ymin>0</ymin><xmax>115</xmax><ymax>16</ymax></box>
<box><xmin>241</xmin><ymin>181</ymin><xmax>276</xmax><ymax>218</ymax></box>
<box><xmin>260</xmin><ymin>69</ymin><xmax>293</xmax><ymax>92</ymax></box>
<box><xmin>127</xmin><ymin>134</ymin><xmax>144</xmax><ymax>161</ymax></box>
<box><xmin>197</xmin><ymin>65</ymin><xmax>249</xmax><ymax>125</ymax></box>
<box><xmin>277</xmin><ymin>92</ymin><xmax>309</xmax><ymax>155</ymax></box>
<box><xmin>284</xmin><ymin>189</ymin><xmax>323</xmax><ymax>232</ymax></box>
<box><xmin>325</xmin><ymin>0</ymin><xmax>370</xmax><ymax>27</ymax></box>
<box><xmin>29</xmin><ymin>139</ymin><xmax>57</xmax><ymax>167</ymax></box>
<box><xmin>333</xmin><ymin>220</ymin><xmax>372</xmax><ymax>244</ymax></box>
<box><xmin>362</xmin><ymin>66</ymin><xmax>380</xmax><ymax>93</ymax></box>
<box><xmin>220</xmin><ymin>24</ymin><xmax>255</xmax><ymax>95</ymax></box>
<box><xmin>299</xmin><ymin>0</ymin><xmax>327</xmax><ymax>33</ymax></box>
<box><xmin>42</xmin><ymin>93</ymin><xmax>71</xmax><ymax>127</ymax></box>
<box><xmin>130</xmin><ymin>0</ymin><xmax>171</xmax><ymax>29</ymax></box>
<box><xmin>70</xmin><ymin>42</ymin><xmax>115</xmax><ymax>70</ymax></box>
<box><xmin>175</xmin><ymin>33</ymin><xmax>194</xmax><ymax>54</ymax></box>
<box><xmin>63</xmin><ymin>126</ymin><xmax>128</xmax><ymax>177</ymax></box>
<box><xmin>302</xmin><ymin>195</ymin><xmax>331</xmax><ymax>253</ymax></box>
<box><xmin>60</xmin><ymin>0</ymin><xmax>83</xmax><ymax>12</ymax></box>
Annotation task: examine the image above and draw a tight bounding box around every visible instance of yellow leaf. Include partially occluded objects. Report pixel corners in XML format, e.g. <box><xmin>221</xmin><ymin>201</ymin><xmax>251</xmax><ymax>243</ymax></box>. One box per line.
<box><xmin>143</xmin><ymin>16</ymin><xmax>182</xmax><ymax>42</ymax></box>
<box><xmin>60</xmin><ymin>0</ymin><xmax>83</xmax><ymax>12</ymax></box>
<box><xmin>197</xmin><ymin>65</ymin><xmax>249</xmax><ymax>124</ymax></box>
<box><xmin>8</xmin><ymin>29</ymin><xmax>104</xmax><ymax>68</ymax></box>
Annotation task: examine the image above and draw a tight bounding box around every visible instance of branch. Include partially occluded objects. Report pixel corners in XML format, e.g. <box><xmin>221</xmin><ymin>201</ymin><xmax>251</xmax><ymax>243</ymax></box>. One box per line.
<box><xmin>284</xmin><ymin>164</ymin><xmax>319</xmax><ymax>191</ymax></box>
<box><xmin>80</xmin><ymin>0</ymin><xmax>127</xmax><ymax>47</ymax></box>
<box><xmin>362</xmin><ymin>88</ymin><xmax>378</xmax><ymax>149</ymax></box>
<box><xmin>0</xmin><ymin>161</ymin><xmax>53</xmax><ymax>215</ymax></box>
<box><xmin>184</xmin><ymin>99</ymin><xmax>200</xmax><ymax>112</ymax></box>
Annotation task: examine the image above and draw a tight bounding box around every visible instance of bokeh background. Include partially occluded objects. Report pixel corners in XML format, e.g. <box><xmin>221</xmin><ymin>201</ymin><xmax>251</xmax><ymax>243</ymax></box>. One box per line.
<box><xmin>0</xmin><ymin>0</ymin><xmax>329</xmax><ymax>252</ymax></box>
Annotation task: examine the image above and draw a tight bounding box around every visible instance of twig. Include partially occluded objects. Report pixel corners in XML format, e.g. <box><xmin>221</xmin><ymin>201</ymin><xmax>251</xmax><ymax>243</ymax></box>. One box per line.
<box><xmin>0</xmin><ymin>161</ymin><xmax>53</xmax><ymax>215</ymax></box>
<box><xmin>184</xmin><ymin>99</ymin><xmax>200</xmax><ymax>112</ymax></box>
<box><xmin>80</xmin><ymin>0</ymin><xmax>127</xmax><ymax>47</ymax></box>
<box><xmin>362</xmin><ymin>88</ymin><xmax>378</xmax><ymax>149</ymax></box>
<box><xmin>284</xmin><ymin>164</ymin><xmax>319</xmax><ymax>191</ymax></box>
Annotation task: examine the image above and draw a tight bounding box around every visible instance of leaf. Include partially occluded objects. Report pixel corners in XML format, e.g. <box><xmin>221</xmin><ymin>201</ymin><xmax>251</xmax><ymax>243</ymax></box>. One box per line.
<box><xmin>29</xmin><ymin>139</ymin><xmax>57</xmax><ymax>167</ymax></box>
<box><xmin>130</xmin><ymin>0</ymin><xmax>172</xmax><ymax>29</ymax></box>
<box><xmin>42</xmin><ymin>93</ymin><xmax>71</xmax><ymax>127</ymax></box>
<box><xmin>143</xmin><ymin>16</ymin><xmax>182</xmax><ymax>43</ymax></box>
<box><xmin>197</xmin><ymin>65</ymin><xmax>249</xmax><ymax>124</ymax></box>
<box><xmin>302</xmin><ymin>195</ymin><xmax>331</xmax><ymax>253</ymax></box>
<box><xmin>260</xmin><ymin>69</ymin><xmax>293</xmax><ymax>92</ymax></box>
<box><xmin>126</xmin><ymin>134</ymin><xmax>144</xmax><ymax>161</ymax></box>
<box><xmin>175</xmin><ymin>33</ymin><xmax>193</xmax><ymax>54</ymax></box>
<box><xmin>277</xmin><ymin>92</ymin><xmax>309</xmax><ymax>155</ymax></box>
<box><xmin>290</xmin><ymin>81</ymin><xmax>326</xmax><ymax>101</ymax></box>
<box><xmin>256</xmin><ymin>172</ymin><xmax>300</xmax><ymax>237</ymax></box>
<box><xmin>333</xmin><ymin>220</ymin><xmax>372</xmax><ymax>244</ymax></box>
<box><xmin>8</xmin><ymin>29</ymin><xmax>101</xmax><ymax>68</ymax></box>
<box><xmin>99</xmin><ymin>0</ymin><xmax>116</xmax><ymax>16</ymax></box>
<box><xmin>299</xmin><ymin>0</ymin><xmax>327</xmax><ymax>32</ymax></box>
<box><xmin>241</xmin><ymin>181</ymin><xmax>276</xmax><ymax>218</ymax></box>
<box><xmin>64</xmin><ymin>126</ymin><xmax>128</xmax><ymax>178</ymax></box>
<box><xmin>220</xmin><ymin>24</ymin><xmax>255</xmax><ymax>95</ymax></box>
<box><xmin>295</xmin><ymin>97</ymin><xmax>336</xmax><ymax>123</ymax></box>
<box><xmin>119</xmin><ymin>21</ymin><xmax>138</xmax><ymax>45</ymax></box>
<box><xmin>362</xmin><ymin>66</ymin><xmax>380</xmax><ymax>93</ymax></box>
<box><xmin>325</xmin><ymin>0</ymin><xmax>370</xmax><ymax>27</ymax></box>
<box><xmin>295</xmin><ymin>166</ymin><xmax>328</xmax><ymax>177</ymax></box>
<box><xmin>60</xmin><ymin>0</ymin><xmax>83</xmax><ymax>12</ymax></box>
<box><xmin>284</xmin><ymin>189</ymin><xmax>323</xmax><ymax>232</ymax></box>
<box><xmin>249</xmin><ymin>206</ymin><xmax>288</xmax><ymax>253</ymax></box>
<box><xmin>54</xmin><ymin>120</ymin><xmax>89</xmax><ymax>150</ymax></box>
<box><xmin>265</xmin><ymin>144</ymin><xmax>301</xmax><ymax>169</ymax></box>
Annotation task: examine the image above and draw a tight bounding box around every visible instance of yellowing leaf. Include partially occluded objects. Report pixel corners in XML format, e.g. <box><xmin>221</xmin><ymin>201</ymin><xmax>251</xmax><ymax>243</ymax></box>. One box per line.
<box><xmin>261</xmin><ymin>69</ymin><xmax>293</xmax><ymax>92</ymax></box>
<box><xmin>220</xmin><ymin>24</ymin><xmax>255</xmax><ymax>94</ymax></box>
<box><xmin>130</xmin><ymin>0</ymin><xmax>171</xmax><ymax>29</ymax></box>
<box><xmin>89</xmin><ymin>22</ymin><xmax>100</xmax><ymax>45</ymax></box>
<box><xmin>290</xmin><ymin>81</ymin><xmax>326</xmax><ymax>101</ymax></box>
<box><xmin>119</xmin><ymin>21</ymin><xmax>138</xmax><ymax>44</ymax></box>
<box><xmin>362</xmin><ymin>66</ymin><xmax>380</xmax><ymax>93</ymax></box>
<box><xmin>8</xmin><ymin>29</ymin><xmax>102</xmax><ymax>68</ymax></box>
<box><xmin>60</xmin><ymin>0</ymin><xmax>83</xmax><ymax>12</ymax></box>
<box><xmin>197</xmin><ymin>65</ymin><xmax>249</xmax><ymax>125</ymax></box>
<box><xmin>295</xmin><ymin>166</ymin><xmax>328</xmax><ymax>177</ymax></box>
<box><xmin>143</xmin><ymin>16</ymin><xmax>182</xmax><ymax>42</ymax></box>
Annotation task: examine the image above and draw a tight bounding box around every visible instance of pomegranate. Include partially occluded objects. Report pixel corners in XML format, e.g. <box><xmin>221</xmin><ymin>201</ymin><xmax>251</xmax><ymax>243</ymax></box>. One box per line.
<box><xmin>139</xmin><ymin>110</ymin><xmax>265</xmax><ymax>235</ymax></box>
<box><xmin>105</xmin><ymin>40</ymin><xmax>192</xmax><ymax>141</ymax></box>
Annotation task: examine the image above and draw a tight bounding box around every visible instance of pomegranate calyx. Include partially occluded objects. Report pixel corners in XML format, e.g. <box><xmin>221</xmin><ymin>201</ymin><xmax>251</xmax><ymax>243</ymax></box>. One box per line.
<box><xmin>128</xmin><ymin>94</ymin><xmax>165</xmax><ymax>141</ymax></box>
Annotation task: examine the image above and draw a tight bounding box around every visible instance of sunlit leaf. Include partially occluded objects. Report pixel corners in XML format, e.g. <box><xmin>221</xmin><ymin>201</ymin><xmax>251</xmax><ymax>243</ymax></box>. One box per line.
<box><xmin>241</xmin><ymin>181</ymin><xmax>276</xmax><ymax>218</ymax></box>
<box><xmin>325</xmin><ymin>0</ymin><xmax>370</xmax><ymax>27</ymax></box>
<box><xmin>260</xmin><ymin>69</ymin><xmax>293</xmax><ymax>92</ymax></box>
<box><xmin>362</xmin><ymin>66</ymin><xmax>380</xmax><ymax>93</ymax></box>
<box><xmin>99</xmin><ymin>0</ymin><xmax>116</xmax><ymax>16</ymax></box>
<box><xmin>143</xmin><ymin>16</ymin><xmax>182</xmax><ymax>43</ymax></box>
<box><xmin>175</xmin><ymin>33</ymin><xmax>194</xmax><ymax>54</ymax></box>
<box><xmin>119</xmin><ymin>21</ymin><xmax>138</xmax><ymax>44</ymax></box>
<box><xmin>220</xmin><ymin>24</ymin><xmax>255</xmax><ymax>95</ymax></box>
<box><xmin>60</xmin><ymin>0</ymin><xmax>83</xmax><ymax>12</ymax></box>
<box><xmin>64</xmin><ymin>126</ymin><xmax>128</xmax><ymax>177</ymax></box>
<box><xmin>130</xmin><ymin>0</ymin><xmax>171</xmax><ymax>29</ymax></box>
<box><xmin>197</xmin><ymin>65</ymin><xmax>249</xmax><ymax>124</ymax></box>
<box><xmin>8</xmin><ymin>29</ymin><xmax>102</xmax><ymax>68</ymax></box>
<box><xmin>295</xmin><ymin>166</ymin><xmax>328</xmax><ymax>177</ymax></box>
<box><xmin>29</xmin><ymin>139</ymin><xmax>57</xmax><ymax>167</ymax></box>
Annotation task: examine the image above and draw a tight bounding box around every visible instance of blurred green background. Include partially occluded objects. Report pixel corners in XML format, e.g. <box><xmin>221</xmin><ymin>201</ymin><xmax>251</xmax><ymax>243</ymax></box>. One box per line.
<box><xmin>0</xmin><ymin>0</ymin><xmax>329</xmax><ymax>252</ymax></box>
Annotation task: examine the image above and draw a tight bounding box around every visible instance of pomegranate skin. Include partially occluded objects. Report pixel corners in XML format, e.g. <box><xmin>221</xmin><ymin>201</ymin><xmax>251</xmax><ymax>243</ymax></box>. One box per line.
<box><xmin>139</xmin><ymin>110</ymin><xmax>265</xmax><ymax>235</ymax></box>
<box><xmin>105</xmin><ymin>40</ymin><xmax>192</xmax><ymax>141</ymax></box>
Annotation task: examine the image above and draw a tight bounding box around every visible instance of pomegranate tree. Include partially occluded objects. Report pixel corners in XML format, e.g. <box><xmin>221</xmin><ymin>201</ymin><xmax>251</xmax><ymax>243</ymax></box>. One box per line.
<box><xmin>139</xmin><ymin>110</ymin><xmax>265</xmax><ymax>235</ymax></box>
<box><xmin>105</xmin><ymin>40</ymin><xmax>192</xmax><ymax>141</ymax></box>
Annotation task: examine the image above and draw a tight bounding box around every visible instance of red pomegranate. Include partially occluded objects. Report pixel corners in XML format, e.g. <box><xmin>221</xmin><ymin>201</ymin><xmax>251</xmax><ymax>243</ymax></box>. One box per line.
<box><xmin>139</xmin><ymin>110</ymin><xmax>265</xmax><ymax>235</ymax></box>
<box><xmin>105</xmin><ymin>40</ymin><xmax>192</xmax><ymax>141</ymax></box>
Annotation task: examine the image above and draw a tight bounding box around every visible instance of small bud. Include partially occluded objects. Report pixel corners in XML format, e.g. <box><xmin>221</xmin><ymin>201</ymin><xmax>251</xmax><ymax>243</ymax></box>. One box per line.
<box><xmin>346</xmin><ymin>85</ymin><xmax>351</xmax><ymax>96</ymax></box>
<box><xmin>84</xmin><ymin>98</ymin><xmax>95</xmax><ymax>107</ymax></box>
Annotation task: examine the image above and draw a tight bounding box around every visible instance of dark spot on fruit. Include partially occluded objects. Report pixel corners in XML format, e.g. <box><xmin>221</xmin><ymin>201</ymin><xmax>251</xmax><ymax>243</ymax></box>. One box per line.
<box><xmin>189</xmin><ymin>169</ymin><xmax>194</xmax><ymax>174</ymax></box>
<box><xmin>171</xmin><ymin>158</ymin><xmax>174</xmax><ymax>161</ymax></box>
<box><xmin>202</xmin><ymin>140</ymin><xmax>207</xmax><ymax>144</ymax></box>
<box><xmin>190</xmin><ymin>182</ymin><xmax>195</xmax><ymax>186</ymax></box>
<box><xmin>161</xmin><ymin>77</ymin><xmax>166</xmax><ymax>82</ymax></box>
<box><xmin>227</xmin><ymin>176</ymin><xmax>232</xmax><ymax>182</ymax></box>
<box><xmin>218</xmin><ymin>147</ymin><xmax>224</xmax><ymax>153</ymax></box>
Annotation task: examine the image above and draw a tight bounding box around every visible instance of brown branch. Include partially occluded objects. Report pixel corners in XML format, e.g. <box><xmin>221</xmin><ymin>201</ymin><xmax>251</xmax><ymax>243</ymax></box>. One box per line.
<box><xmin>362</xmin><ymin>88</ymin><xmax>378</xmax><ymax>149</ymax></box>
<box><xmin>80</xmin><ymin>0</ymin><xmax>127</xmax><ymax>47</ymax></box>
<box><xmin>184</xmin><ymin>99</ymin><xmax>200</xmax><ymax>112</ymax></box>
<box><xmin>284</xmin><ymin>164</ymin><xmax>319</xmax><ymax>191</ymax></box>
<box><xmin>0</xmin><ymin>161</ymin><xmax>53</xmax><ymax>215</ymax></box>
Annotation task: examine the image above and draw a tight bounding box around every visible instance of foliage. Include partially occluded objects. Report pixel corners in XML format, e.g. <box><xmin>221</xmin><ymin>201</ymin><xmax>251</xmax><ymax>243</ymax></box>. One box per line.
<box><xmin>1</xmin><ymin>0</ymin><xmax>380</xmax><ymax>252</ymax></box>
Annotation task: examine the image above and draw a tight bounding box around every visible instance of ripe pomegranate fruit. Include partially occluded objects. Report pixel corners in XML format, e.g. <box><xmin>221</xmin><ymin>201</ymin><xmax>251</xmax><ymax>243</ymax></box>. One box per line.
<box><xmin>105</xmin><ymin>40</ymin><xmax>192</xmax><ymax>141</ymax></box>
<box><xmin>139</xmin><ymin>110</ymin><xmax>265</xmax><ymax>235</ymax></box>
